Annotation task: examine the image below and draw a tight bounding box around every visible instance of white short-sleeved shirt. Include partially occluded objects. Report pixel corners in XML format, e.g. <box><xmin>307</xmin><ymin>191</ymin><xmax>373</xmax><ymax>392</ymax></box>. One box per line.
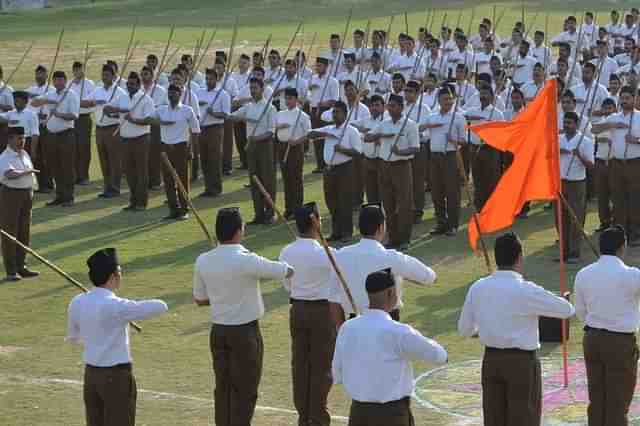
<box><xmin>68</xmin><ymin>78</ymin><xmax>96</xmax><ymax>114</ymax></box>
<box><xmin>1</xmin><ymin>108</ymin><xmax>39</xmax><ymax>138</ymax></box>
<box><xmin>155</xmin><ymin>102</ymin><xmax>201</xmax><ymax>144</ymax></box>
<box><xmin>605</xmin><ymin>111</ymin><xmax>640</xmax><ymax>159</ymax></box>
<box><xmin>197</xmin><ymin>87</ymin><xmax>231</xmax><ymax>127</ymax></box>
<box><xmin>373</xmin><ymin>117</ymin><xmax>419</xmax><ymax>161</ymax></box>
<box><xmin>317</xmin><ymin>122</ymin><xmax>362</xmax><ymax>166</ymax></box>
<box><xmin>231</xmin><ymin>97</ymin><xmax>276</xmax><ymax>138</ymax></box>
<box><xmin>45</xmin><ymin>88</ymin><xmax>80</xmax><ymax>134</ymax></box>
<box><xmin>427</xmin><ymin>110</ymin><xmax>466</xmax><ymax>152</ymax></box>
<box><xmin>0</xmin><ymin>146</ymin><xmax>36</xmax><ymax>188</ymax></box>
<box><xmin>94</xmin><ymin>84</ymin><xmax>126</xmax><ymax>127</ymax></box>
<box><xmin>560</xmin><ymin>132</ymin><xmax>594</xmax><ymax>181</ymax></box>
<box><xmin>114</xmin><ymin>90</ymin><xmax>154</xmax><ymax>139</ymax></box>
<box><xmin>275</xmin><ymin>107</ymin><xmax>311</xmax><ymax>142</ymax></box>
<box><xmin>309</xmin><ymin>74</ymin><xmax>339</xmax><ymax>108</ymax></box>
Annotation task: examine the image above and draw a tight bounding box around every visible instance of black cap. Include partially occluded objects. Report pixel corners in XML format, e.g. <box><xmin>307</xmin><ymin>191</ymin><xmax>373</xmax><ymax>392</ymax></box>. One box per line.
<box><xmin>168</xmin><ymin>84</ymin><xmax>182</xmax><ymax>93</ymax></box>
<box><xmin>365</xmin><ymin>268</ymin><xmax>395</xmax><ymax>293</ymax></box>
<box><xmin>284</xmin><ymin>87</ymin><xmax>299</xmax><ymax>98</ymax></box>
<box><xmin>316</xmin><ymin>57</ymin><xmax>329</xmax><ymax>65</ymax></box>
<box><xmin>405</xmin><ymin>80</ymin><xmax>421</xmax><ymax>90</ymax></box>
<box><xmin>294</xmin><ymin>202</ymin><xmax>318</xmax><ymax>221</ymax></box>
<box><xmin>87</xmin><ymin>248</ymin><xmax>119</xmax><ymax>286</ymax></box>
<box><xmin>8</xmin><ymin>126</ymin><xmax>25</xmax><ymax>136</ymax></box>
<box><xmin>344</xmin><ymin>52</ymin><xmax>356</xmax><ymax>61</ymax></box>
<box><xmin>12</xmin><ymin>90</ymin><xmax>29</xmax><ymax>101</ymax></box>
<box><xmin>388</xmin><ymin>93</ymin><xmax>404</xmax><ymax>104</ymax></box>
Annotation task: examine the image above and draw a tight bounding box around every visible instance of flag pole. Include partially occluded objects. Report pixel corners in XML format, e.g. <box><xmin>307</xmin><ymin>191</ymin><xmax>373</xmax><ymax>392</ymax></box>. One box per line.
<box><xmin>555</xmin><ymin>189</ymin><xmax>570</xmax><ymax>388</ymax></box>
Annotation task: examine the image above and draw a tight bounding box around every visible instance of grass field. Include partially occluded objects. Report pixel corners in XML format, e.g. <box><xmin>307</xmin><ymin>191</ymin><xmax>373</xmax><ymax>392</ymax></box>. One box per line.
<box><xmin>3</xmin><ymin>1</ymin><xmax>640</xmax><ymax>425</ymax></box>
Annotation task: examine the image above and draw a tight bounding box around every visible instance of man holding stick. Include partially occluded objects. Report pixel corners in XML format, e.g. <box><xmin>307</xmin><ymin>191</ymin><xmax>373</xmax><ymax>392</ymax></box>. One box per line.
<box><xmin>308</xmin><ymin>57</ymin><xmax>339</xmax><ymax>173</ymax></box>
<box><xmin>226</xmin><ymin>78</ymin><xmax>278</xmax><ymax>225</ymax></box>
<box><xmin>0</xmin><ymin>66</ymin><xmax>15</xmax><ymax>152</ymax></box>
<box><xmin>458</xmin><ymin>232</ymin><xmax>575</xmax><ymax>426</ymax></box>
<box><xmin>141</xmin><ymin>65</ymin><xmax>168</xmax><ymax>191</ymax></box>
<box><xmin>27</xmin><ymin>65</ymin><xmax>55</xmax><ymax>193</ymax></box>
<box><xmin>155</xmin><ymin>84</ymin><xmax>201</xmax><ymax>221</ymax></box>
<box><xmin>67</xmin><ymin>248</ymin><xmax>169</xmax><ymax>426</ymax></box>
<box><xmin>0</xmin><ymin>126</ymin><xmax>39</xmax><ymax>282</ymax></box>
<box><xmin>69</xmin><ymin>61</ymin><xmax>96</xmax><ymax>186</ymax></box>
<box><xmin>193</xmin><ymin>208</ymin><xmax>293</xmax><ymax>426</ymax></box>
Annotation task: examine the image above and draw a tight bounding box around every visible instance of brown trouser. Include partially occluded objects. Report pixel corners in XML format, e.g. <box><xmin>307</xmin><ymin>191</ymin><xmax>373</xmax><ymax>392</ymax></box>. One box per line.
<box><xmin>234</xmin><ymin>122</ymin><xmax>248</xmax><ymax>169</ymax></box>
<box><xmin>222</xmin><ymin>120</ymin><xmax>234</xmax><ymax>172</ymax></box>
<box><xmin>74</xmin><ymin>114</ymin><xmax>93</xmax><ymax>182</ymax></box>
<box><xmin>96</xmin><ymin>125</ymin><xmax>122</xmax><ymax>194</ymax></box>
<box><xmin>584</xmin><ymin>327</ymin><xmax>639</xmax><ymax>426</ymax></box>
<box><xmin>430</xmin><ymin>152</ymin><xmax>460</xmax><ymax>229</ymax></box>
<box><xmin>311</xmin><ymin>107</ymin><xmax>329</xmax><ymax>170</ymax></box>
<box><xmin>0</xmin><ymin>122</ymin><xmax>7</xmax><ymax>152</ymax></box>
<box><xmin>595</xmin><ymin>159</ymin><xmax>612</xmax><ymax>227</ymax></box>
<box><xmin>200</xmin><ymin>124</ymin><xmax>224</xmax><ymax>195</ymax></box>
<box><xmin>609</xmin><ymin>159</ymin><xmax>640</xmax><ymax>240</ymax></box>
<box><xmin>364</xmin><ymin>157</ymin><xmax>380</xmax><ymax>204</ymax></box>
<box><xmin>472</xmin><ymin>144</ymin><xmax>501</xmax><ymax>211</ymax></box>
<box><xmin>122</xmin><ymin>134</ymin><xmax>150</xmax><ymax>208</ymax></box>
<box><xmin>555</xmin><ymin>179</ymin><xmax>586</xmax><ymax>258</ymax></box>
<box><xmin>276</xmin><ymin>142</ymin><xmax>304</xmax><ymax>214</ymax></box>
<box><xmin>84</xmin><ymin>364</ymin><xmax>137</xmax><ymax>426</ymax></box>
<box><xmin>324</xmin><ymin>161</ymin><xmax>354</xmax><ymax>238</ymax></box>
<box><xmin>412</xmin><ymin>143</ymin><xmax>429</xmax><ymax>215</ymax></box>
<box><xmin>290</xmin><ymin>300</ymin><xmax>336</xmax><ymax>426</ymax></box>
<box><xmin>248</xmin><ymin>138</ymin><xmax>276</xmax><ymax>220</ymax></box>
<box><xmin>379</xmin><ymin>160</ymin><xmax>414</xmax><ymax>246</ymax></box>
<box><xmin>482</xmin><ymin>348</ymin><xmax>541</xmax><ymax>426</ymax></box>
<box><xmin>34</xmin><ymin>127</ymin><xmax>53</xmax><ymax>190</ymax></box>
<box><xmin>352</xmin><ymin>155</ymin><xmax>364</xmax><ymax>208</ymax></box>
<box><xmin>211</xmin><ymin>321</ymin><xmax>263</xmax><ymax>426</ymax></box>
<box><xmin>148</xmin><ymin>124</ymin><xmax>162</xmax><ymax>188</ymax></box>
<box><xmin>162</xmin><ymin>142</ymin><xmax>189</xmax><ymax>214</ymax></box>
<box><xmin>348</xmin><ymin>397</ymin><xmax>414</xmax><ymax>426</ymax></box>
<box><xmin>46</xmin><ymin>129</ymin><xmax>76</xmax><ymax>202</ymax></box>
<box><xmin>460</xmin><ymin>142</ymin><xmax>471</xmax><ymax>183</ymax></box>
<box><xmin>0</xmin><ymin>187</ymin><xmax>32</xmax><ymax>276</ymax></box>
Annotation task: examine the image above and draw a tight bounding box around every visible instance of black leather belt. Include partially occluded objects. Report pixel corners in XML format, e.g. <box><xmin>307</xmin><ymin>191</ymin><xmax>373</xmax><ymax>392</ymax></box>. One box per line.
<box><xmin>584</xmin><ymin>325</ymin><xmax>634</xmax><ymax>336</ymax></box>
<box><xmin>290</xmin><ymin>298</ymin><xmax>329</xmax><ymax>304</ymax></box>
<box><xmin>86</xmin><ymin>362</ymin><xmax>132</xmax><ymax>370</ymax></box>
<box><xmin>485</xmin><ymin>346</ymin><xmax>536</xmax><ymax>354</ymax></box>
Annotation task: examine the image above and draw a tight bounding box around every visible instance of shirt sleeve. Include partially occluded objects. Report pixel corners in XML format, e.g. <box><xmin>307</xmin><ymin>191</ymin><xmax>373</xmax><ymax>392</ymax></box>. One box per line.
<box><xmin>189</xmin><ymin>108</ymin><xmax>201</xmax><ymax>134</ymax></box>
<box><xmin>67</xmin><ymin>91</ymin><xmax>81</xmax><ymax>118</ymax></box>
<box><xmin>112</xmin><ymin>297</ymin><xmax>169</xmax><ymax>322</ymax></box>
<box><xmin>231</xmin><ymin>104</ymin><xmax>247</xmax><ymax>120</ymax></box>
<box><xmin>573</xmin><ymin>273</ymin><xmax>587</xmax><ymax>322</ymax></box>
<box><xmin>221</xmin><ymin>91</ymin><xmax>231</xmax><ymax>114</ymax></box>
<box><xmin>328</xmin><ymin>79</ymin><xmax>340</xmax><ymax>102</ymax></box>
<box><xmin>141</xmin><ymin>96</ymin><xmax>155</xmax><ymax>119</ymax></box>
<box><xmin>193</xmin><ymin>260</ymin><xmax>209</xmax><ymax>301</ymax></box>
<box><xmin>331</xmin><ymin>328</ymin><xmax>345</xmax><ymax>384</ymax></box>
<box><xmin>301</xmin><ymin>114</ymin><xmax>311</xmax><ymax>134</ymax></box>
<box><xmin>407</xmin><ymin>120</ymin><xmax>419</xmax><ymax>148</ymax></box>
<box><xmin>349</xmin><ymin>127</ymin><xmax>363</xmax><ymax>152</ymax></box>
<box><xmin>277</xmin><ymin>249</ymin><xmax>292</xmax><ymax>292</ymax></box>
<box><xmin>320</xmin><ymin>108</ymin><xmax>333</xmax><ymax>122</ymax></box>
<box><xmin>246</xmin><ymin>252</ymin><xmax>290</xmax><ymax>281</ymax></box>
<box><xmin>458</xmin><ymin>284</ymin><xmax>478</xmax><ymax>337</ymax></box>
<box><xmin>398</xmin><ymin>324</ymin><xmax>448</xmax><ymax>365</ymax></box>
<box><xmin>30</xmin><ymin>113</ymin><xmax>40</xmax><ymax>136</ymax></box>
<box><xmin>65</xmin><ymin>298</ymin><xmax>82</xmax><ymax>344</ymax></box>
<box><xmin>390</xmin><ymin>251</ymin><xmax>437</xmax><ymax>285</ymax></box>
<box><xmin>523</xmin><ymin>283</ymin><xmax>575</xmax><ymax>319</ymax></box>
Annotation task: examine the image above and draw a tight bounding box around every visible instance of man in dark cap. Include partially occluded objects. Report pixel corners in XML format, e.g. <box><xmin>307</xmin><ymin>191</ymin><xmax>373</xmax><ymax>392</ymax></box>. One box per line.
<box><xmin>66</xmin><ymin>248</ymin><xmax>168</xmax><ymax>426</ymax></box>
<box><xmin>278</xmin><ymin>202</ymin><xmax>337</xmax><ymax>426</ymax></box>
<box><xmin>333</xmin><ymin>268</ymin><xmax>447</xmax><ymax>426</ymax></box>
<box><xmin>0</xmin><ymin>126</ymin><xmax>39</xmax><ymax>281</ymax></box>
<box><xmin>0</xmin><ymin>91</ymin><xmax>40</xmax><ymax>168</ymax></box>
<box><xmin>193</xmin><ymin>207</ymin><xmax>293</xmax><ymax>426</ymax></box>
<box><xmin>575</xmin><ymin>225</ymin><xmax>640</xmax><ymax>426</ymax></box>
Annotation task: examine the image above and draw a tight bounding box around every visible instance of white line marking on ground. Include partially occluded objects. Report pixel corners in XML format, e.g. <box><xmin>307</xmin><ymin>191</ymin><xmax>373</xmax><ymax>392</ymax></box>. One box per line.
<box><xmin>0</xmin><ymin>374</ymin><xmax>349</xmax><ymax>422</ymax></box>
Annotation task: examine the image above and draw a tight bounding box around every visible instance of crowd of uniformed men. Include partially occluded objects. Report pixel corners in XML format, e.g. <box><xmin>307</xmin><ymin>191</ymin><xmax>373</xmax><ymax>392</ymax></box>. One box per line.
<box><xmin>4</xmin><ymin>7</ymin><xmax>640</xmax><ymax>426</ymax></box>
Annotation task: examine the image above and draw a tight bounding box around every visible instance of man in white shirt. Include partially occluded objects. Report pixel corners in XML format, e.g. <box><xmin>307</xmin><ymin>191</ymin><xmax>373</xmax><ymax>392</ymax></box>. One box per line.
<box><xmin>575</xmin><ymin>225</ymin><xmax>640</xmax><ymax>426</ymax></box>
<box><xmin>531</xmin><ymin>31</ymin><xmax>552</xmax><ymax>68</ymax></box>
<box><xmin>0</xmin><ymin>66</ymin><xmax>15</xmax><ymax>152</ymax></box>
<box><xmin>273</xmin><ymin>59</ymin><xmax>309</xmax><ymax>112</ymax></box>
<box><xmin>309</xmin><ymin>57</ymin><xmax>340</xmax><ymax>173</ymax></box>
<box><xmin>337</xmin><ymin>52</ymin><xmax>369</xmax><ymax>102</ymax></box>
<box><xmin>558</xmin><ymin>112</ymin><xmax>595</xmax><ymax>263</ymax></box>
<box><xmin>356</xmin><ymin>94</ymin><xmax>386</xmax><ymax>204</ymax></box>
<box><xmin>193</xmin><ymin>208</ymin><xmax>293</xmax><ymax>426</ymax></box>
<box><xmin>27</xmin><ymin>65</ymin><xmax>55</xmax><ymax>193</ymax></box>
<box><xmin>591</xmin><ymin>40</ymin><xmax>619</xmax><ymax>87</ymax></box>
<box><xmin>333</xmin><ymin>268</ymin><xmax>447</xmax><ymax>426</ymax></box>
<box><xmin>590</xmin><ymin>98</ymin><xmax>617</xmax><ymax>232</ymax></box>
<box><xmin>180</xmin><ymin>53</ymin><xmax>205</xmax><ymax>88</ymax></box>
<box><xmin>70</xmin><ymin>61</ymin><xmax>96</xmax><ymax>185</ymax></box>
<box><xmin>91</xmin><ymin>64</ymin><xmax>126</xmax><ymax>198</ymax></box>
<box><xmin>551</xmin><ymin>15</ymin><xmax>580</xmax><ymax>59</ymax></box>
<box><xmin>571</xmin><ymin>62</ymin><xmax>609</xmax><ymax>118</ymax></box>
<box><xmin>364</xmin><ymin>94</ymin><xmax>419</xmax><ymax>250</ymax></box>
<box><xmin>0</xmin><ymin>91</ymin><xmax>40</xmax><ymax>159</ymax></box>
<box><xmin>330</xmin><ymin>203</ymin><xmax>437</xmax><ymax>322</ymax></box>
<box><xmin>197</xmin><ymin>68</ymin><xmax>230</xmax><ymax>198</ymax></box>
<box><xmin>170</xmin><ymin>67</ymin><xmax>201</xmax><ymax>182</ymax></box>
<box><xmin>30</xmin><ymin>70</ymin><xmax>80</xmax><ymax>207</ymax></box>
<box><xmin>0</xmin><ymin>126</ymin><xmax>39</xmax><ymax>281</ymax></box>
<box><xmin>424</xmin><ymin>85</ymin><xmax>466</xmax><ymax>236</ymax></box>
<box><xmin>367</xmin><ymin>52</ymin><xmax>392</xmax><ymax>97</ymax></box>
<box><xmin>458</xmin><ymin>232</ymin><xmax>575</xmax><ymax>426</ymax></box>
<box><xmin>607</xmin><ymin>10</ymin><xmax>625</xmax><ymax>53</ymax></box>
<box><xmin>141</xmin><ymin>65</ymin><xmax>168</xmax><ymax>191</ymax></box>
<box><xmin>213</xmin><ymin>58</ymin><xmax>240</xmax><ymax>176</ymax></box>
<box><xmin>155</xmin><ymin>84</ymin><xmax>200</xmax><ymax>220</ymax></box>
<box><xmin>228</xmin><ymin>78</ymin><xmax>278</xmax><ymax>225</ymax></box>
<box><xmin>275</xmin><ymin>88</ymin><xmax>311</xmax><ymax>218</ymax></box>
<box><xmin>521</xmin><ymin>62</ymin><xmax>547</xmax><ymax>102</ymax></box>
<box><xmin>465</xmin><ymin>84</ymin><xmax>505</xmax><ymax>210</ymax></box>
<box><xmin>511</xmin><ymin>40</ymin><xmax>538</xmax><ymax>87</ymax></box>
<box><xmin>67</xmin><ymin>248</ymin><xmax>168</xmax><ymax>426</ymax></box>
<box><xmin>103</xmin><ymin>71</ymin><xmax>155</xmax><ymax>211</ymax></box>
<box><xmin>304</xmin><ymin>101</ymin><xmax>362</xmax><ymax>241</ymax></box>
<box><xmin>279</xmin><ymin>202</ymin><xmax>336</xmax><ymax>426</ymax></box>
<box><xmin>388</xmin><ymin>36</ymin><xmax>426</xmax><ymax>82</ymax></box>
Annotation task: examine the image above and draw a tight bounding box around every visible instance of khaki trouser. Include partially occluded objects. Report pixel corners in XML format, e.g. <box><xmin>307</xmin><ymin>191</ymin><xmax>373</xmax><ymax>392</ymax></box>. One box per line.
<box><xmin>379</xmin><ymin>160</ymin><xmax>414</xmax><ymax>246</ymax></box>
<box><xmin>595</xmin><ymin>159</ymin><xmax>612</xmax><ymax>227</ymax></box>
<box><xmin>84</xmin><ymin>364</ymin><xmax>137</xmax><ymax>426</ymax></box>
<box><xmin>471</xmin><ymin>144</ymin><xmax>501</xmax><ymax>211</ymax></box>
<box><xmin>352</xmin><ymin>154</ymin><xmax>364</xmax><ymax>208</ymax></box>
<box><xmin>348</xmin><ymin>397</ymin><xmax>414</xmax><ymax>426</ymax></box>
<box><xmin>584</xmin><ymin>328</ymin><xmax>639</xmax><ymax>426</ymax></box>
<box><xmin>148</xmin><ymin>123</ymin><xmax>162</xmax><ymax>188</ymax></box>
<box><xmin>0</xmin><ymin>186</ymin><xmax>32</xmax><ymax>275</ymax></box>
<box><xmin>609</xmin><ymin>158</ymin><xmax>640</xmax><ymax>240</ymax></box>
<box><xmin>247</xmin><ymin>138</ymin><xmax>276</xmax><ymax>220</ymax></box>
<box><xmin>46</xmin><ymin>128</ymin><xmax>76</xmax><ymax>202</ymax></box>
<box><xmin>430</xmin><ymin>151</ymin><xmax>460</xmax><ymax>229</ymax></box>
<box><xmin>74</xmin><ymin>114</ymin><xmax>93</xmax><ymax>182</ymax></box>
<box><xmin>482</xmin><ymin>348</ymin><xmax>542</xmax><ymax>426</ymax></box>
<box><xmin>222</xmin><ymin>120</ymin><xmax>234</xmax><ymax>172</ymax></box>
<box><xmin>323</xmin><ymin>161</ymin><xmax>354</xmax><ymax>238</ymax></box>
<box><xmin>200</xmin><ymin>124</ymin><xmax>224</xmax><ymax>195</ymax></box>
<box><xmin>162</xmin><ymin>142</ymin><xmax>189</xmax><ymax>214</ymax></box>
<box><xmin>32</xmin><ymin>127</ymin><xmax>53</xmax><ymax>190</ymax></box>
<box><xmin>276</xmin><ymin>142</ymin><xmax>304</xmax><ymax>214</ymax></box>
<box><xmin>234</xmin><ymin>122</ymin><xmax>248</xmax><ymax>169</ymax></box>
<box><xmin>122</xmin><ymin>134</ymin><xmax>150</xmax><ymax>208</ymax></box>
<box><xmin>290</xmin><ymin>300</ymin><xmax>336</xmax><ymax>426</ymax></box>
<box><xmin>364</xmin><ymin>157</ymin><xmax>380</xmax><ymax>204</ymax></box>
<box><xmin>211</xmin><ymin>321</ymin><xmax>263</xmax><ymax>426</ymax></box>
<box><xmin>412</xmin><ymin>143</ymin><xmax>429</xmax><ymax>215</ymax></box>
<box><xmin>555</xmin><ymin>179</ymin><xmax>586</xmax><ymax>258</ymax></box>
<box><xmin>96</xmin><ymin>125</ymin><xmax>122</xmax><ymax>194</ymax></box>
<box><xmin>0</xmin><ymin>122</ymin><xmax>7</xmax><ymax>152</ymax></box>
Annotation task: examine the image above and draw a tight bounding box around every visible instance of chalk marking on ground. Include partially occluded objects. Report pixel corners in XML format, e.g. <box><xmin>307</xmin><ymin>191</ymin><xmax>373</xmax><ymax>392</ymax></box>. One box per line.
<box><xmin>0</xmin><ymin>373</ymin><xmax>349</xmax><ymax>422</ymax></box>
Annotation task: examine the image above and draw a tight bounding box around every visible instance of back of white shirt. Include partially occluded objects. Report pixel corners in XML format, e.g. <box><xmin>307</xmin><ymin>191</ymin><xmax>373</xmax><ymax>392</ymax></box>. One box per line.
<box><xmin>279</xmin><ymin>238</ymin><xmax>334</xmax><ymax>300</ymax></box>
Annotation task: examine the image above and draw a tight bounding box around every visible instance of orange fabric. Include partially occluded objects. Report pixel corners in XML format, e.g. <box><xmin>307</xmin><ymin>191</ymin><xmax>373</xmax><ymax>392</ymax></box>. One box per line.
<box><xmin>468</xmin><ymin>80</ymin><xmax>560</xmax><ymax>250</ymax></box>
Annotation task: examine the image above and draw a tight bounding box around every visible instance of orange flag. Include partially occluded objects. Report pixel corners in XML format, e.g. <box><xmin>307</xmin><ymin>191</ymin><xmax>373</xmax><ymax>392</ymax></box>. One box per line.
<box><xmin>467</xmin><ymin>79</ymin><xmax>560</xmax><ymax>250</ymax></box>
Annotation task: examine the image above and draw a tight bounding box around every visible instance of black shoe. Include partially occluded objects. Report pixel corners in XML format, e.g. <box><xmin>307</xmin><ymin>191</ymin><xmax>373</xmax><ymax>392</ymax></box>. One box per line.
<box><xmin>445</xmin><ymin>227</ymin><xmax>457</xmax><ymax>237</ymax></box>
<box><xmin>198</xmin><ymin>191</ymin><xmax>220</xmax><ymax>198</ymax></box>
<box><xmin>5</xmin><ymin>274</ymin><xmax>21</xmax><ymax>282</ymax></box>
<box><xmin>98</xmin><ymin>192</ymin><xmax>116</xmax><ymax>198</ymax></box>
<box><xmin>244</xmin><ymin>183</ymin><xmax>251</xmax><ymax>188</ymax></box>
<box><xmin>35</xmin><ymin>188</ymin><xmax>51</xmax><ymax>194</ymax></box>
<box><xmin>46</xmin><ymin>198</ymin><xmax>63</xmax><ymax>206</ymax></box>
<box><xmin>77</xmin><ymin>179</ymin><xmax>91</xmax><ymax>186</ymax></box>
<box><xmin>326</xmin><ymin>234</ymin><xmax>342</xmax><ymax>242</ymax></box>
<box><xmin>594</xmin><ymin>223</ymin><xmax>610</xmax><ymax>233</ymax></box>
<box><xmin>429</xmin><ymin>226</ymin><xmax>448</xmax><ymax>236</ymax></box>
<box><xmin>18</xmin><ymin>268</ymin><xmax>39</xmax><ymax>278</ymax></box>
<box><xmin>223</xmin><ymin>170</ymin><xmax>232</xmax><ymax>176</ymax></box>
<box><xmin>176</xmin><ymin>212</ymin><xmax>190</xmax><ymax>221</ymax></box>
<box><xmin>61</xmin><ymin>200</ymin><xmax>75</xmax><ymax>207</ymax></box>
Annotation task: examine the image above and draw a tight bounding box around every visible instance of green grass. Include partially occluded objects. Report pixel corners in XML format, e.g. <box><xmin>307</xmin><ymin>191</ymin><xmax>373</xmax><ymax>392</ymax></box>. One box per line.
<box><xmin>2</xmin><ymin>1</ymin><xmax>640</xmax><ymax>425</ymax></box>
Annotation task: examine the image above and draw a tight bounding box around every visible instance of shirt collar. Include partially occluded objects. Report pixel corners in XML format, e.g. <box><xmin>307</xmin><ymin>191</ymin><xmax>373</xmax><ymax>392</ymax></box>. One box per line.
<box><xmin>363</xmin><ymin>309</ymin><xmax>392</xmax><ymax>320</ymax></box>
<box><xmin>599</xmin><ymin>255</ymin><xmax>625</xmax><ymax>266</ymax></box>
<box><xmin>358</xmin><ymin>238</ymin><xmax>385</xmax><ymax>249</ymax></box>
<box><xmin>91</xmin><ymin>286</ymin><xmax>114</xmax><ymax>296</ymax></box>
<box><xmin>492</xmin><ymin>270</ymin><xmax>524</xmax><ymax>281</ymax></box>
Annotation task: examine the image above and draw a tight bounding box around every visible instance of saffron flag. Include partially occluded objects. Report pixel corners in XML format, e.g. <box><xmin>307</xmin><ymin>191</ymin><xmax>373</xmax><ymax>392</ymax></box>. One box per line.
<box><xmin>467</xmin><ymin>79</ymin><xmax>561</xmax><ymax>251</ymax></box>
